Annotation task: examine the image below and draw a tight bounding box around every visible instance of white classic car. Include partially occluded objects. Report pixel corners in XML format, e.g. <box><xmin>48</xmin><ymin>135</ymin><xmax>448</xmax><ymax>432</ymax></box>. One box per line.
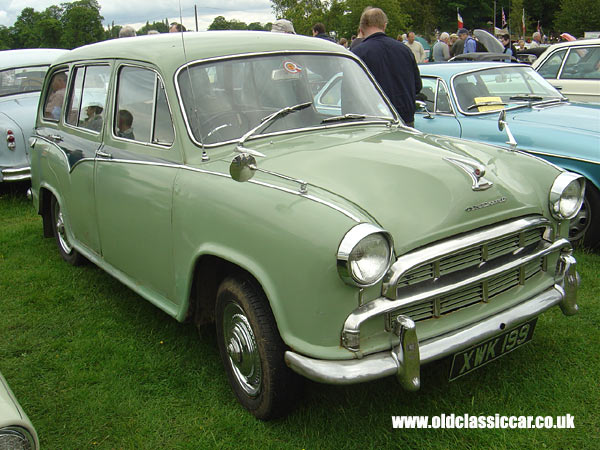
<box><xmin>0</xmin><ymin>372</ymin><xmax>38</xmax><ymax>449</ymax></box>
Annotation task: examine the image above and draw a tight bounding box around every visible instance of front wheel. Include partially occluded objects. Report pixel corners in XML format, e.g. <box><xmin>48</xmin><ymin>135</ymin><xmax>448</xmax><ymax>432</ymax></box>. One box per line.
<box><xmin>215</xmin><ymin>276</ymin><xmax>301</xmax><ymax>420</ymax></box>
<box><xmin>50</xmin><ymin>196</ymin><xmax>85</xmax><ymax>265</ymax></box>
<box><xmin>569</xmin><ymin>183</ymin><xmax>600</xmax><ymax>250</ymax></box>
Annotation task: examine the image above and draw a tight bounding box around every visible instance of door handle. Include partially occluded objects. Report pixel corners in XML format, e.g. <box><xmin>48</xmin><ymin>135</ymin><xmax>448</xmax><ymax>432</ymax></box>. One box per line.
<box><xmin>49</xmin><ymin>134</ymin><xmax>63</xmax><ymax>142</ymax></box>
<box><xmin>96</xmin><ymin>150</ymin><xmax>113</xmax><ymax>159</ymax></box>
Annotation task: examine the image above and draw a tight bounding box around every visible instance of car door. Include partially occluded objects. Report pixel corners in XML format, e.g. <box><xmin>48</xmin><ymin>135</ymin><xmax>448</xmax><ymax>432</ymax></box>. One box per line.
<box><xmin>94</xmin><ymin>63</ymin><xmax>179</xmax><ymax>302</ymax></box>
<box><xmin>556</xmin><ymin>46</ymin><xmax>600</xmax><ymax>103</ymax></box>
<box><xmin>36</xmin><ymin>64</ymin><xmax>112</xmax><ymax>255</ymax></box>
<box><xmin>414</xmin><ymin>76</ymin><xmax>462</xmax><ymax>137</ymax></box>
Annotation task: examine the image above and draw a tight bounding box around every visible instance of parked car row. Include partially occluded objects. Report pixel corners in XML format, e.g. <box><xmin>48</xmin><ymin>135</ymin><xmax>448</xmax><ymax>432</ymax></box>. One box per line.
<box><xmin>26</xmin><ymin>32</ymin><xmax>584</xmax><ymax>421</ymax></box>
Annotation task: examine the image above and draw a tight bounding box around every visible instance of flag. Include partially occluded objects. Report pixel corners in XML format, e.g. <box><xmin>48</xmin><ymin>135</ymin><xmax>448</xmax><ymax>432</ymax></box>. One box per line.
<box><xmin>457</xmin><ymin>8</ymin><xmax>464</xmax><ymax>29</ymax></box>
<box><xmin>522</xmin><ymin>9</ymin><xmax>526</xmax><ymax>36</ymax></box>
<box><xmin>537</xmin><ymin>21</ymin><xmax>540</xmax><ymax>33</ymax></box>
<box><xmin>501</xmin><ymin>8</ymin><xmax>507</xmax><ymax>29</ymax></box>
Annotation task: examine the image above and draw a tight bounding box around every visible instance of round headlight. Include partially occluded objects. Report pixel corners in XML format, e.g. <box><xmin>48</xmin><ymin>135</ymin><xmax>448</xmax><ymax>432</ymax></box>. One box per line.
<box><xmin>0</xmin><ymin>427</ymin><xmax>35</xmax><ymax>450</ymax></box>
<box><xmin>337</xmin><ymin>223</ymin><xmax>394</xmax><ymax>287</ymax></box>
<box><xmin>549</xmin><ymin>172</ymin><xmax>585</xmax><ymax>220</ymax></box>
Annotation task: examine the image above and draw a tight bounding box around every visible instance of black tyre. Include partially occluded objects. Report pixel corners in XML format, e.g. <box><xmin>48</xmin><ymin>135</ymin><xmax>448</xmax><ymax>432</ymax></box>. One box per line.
<box><xmin>50</xmin><ymin>196</ymin><xmax>85</xmax><ymax>265</ymax></box>
<box><xmin>215</xmin><ymin>276</ymin><xmax>301</xmax><ymax>420</ymax></box>
<box><xmin>569</xmin><ymin>183</ymin><xmax>600</xmax><ymax>250</ymax></box>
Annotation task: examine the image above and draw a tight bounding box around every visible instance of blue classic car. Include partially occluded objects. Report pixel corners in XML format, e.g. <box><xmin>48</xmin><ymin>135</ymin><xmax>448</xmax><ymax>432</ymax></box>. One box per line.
<box><xmin>414</xmin><ymin>62</ymin><xmax>600</xmax><ymax>248</ymax></box>
<box><xmin>0</xmin><ymin>49</ymin><xmax>67</xmax><ymax>182</ymax></box>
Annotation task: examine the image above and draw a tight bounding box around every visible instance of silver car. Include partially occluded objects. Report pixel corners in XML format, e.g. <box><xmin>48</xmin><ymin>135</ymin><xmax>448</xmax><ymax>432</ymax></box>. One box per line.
<box><xmin>0</xmin><ymin>48</ymin><xmax>67</xmax><ymax>182</ymax></box>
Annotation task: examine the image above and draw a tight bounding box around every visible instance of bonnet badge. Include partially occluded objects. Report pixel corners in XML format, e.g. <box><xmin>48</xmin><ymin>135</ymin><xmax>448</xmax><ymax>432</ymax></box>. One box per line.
<box><xmin>444</xmin><ymin>157</ymin><xmax>493</xmax><ymax>191</ymax></box>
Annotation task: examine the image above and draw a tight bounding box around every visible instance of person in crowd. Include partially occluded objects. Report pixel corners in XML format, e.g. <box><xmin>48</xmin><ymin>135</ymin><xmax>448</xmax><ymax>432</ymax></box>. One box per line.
<box><xmin>338</xmin><ymin>37</ymin><xmax>348</xmax><ymax>48</ymax></box>
<box><xmin>397</xmin><ymin>34</ymin><xmax>403</xmax><ymax>42</ymax></box>
<box><xmin>450</xmin><ymin>31</ymin><xmax>465</xmax><ymax>56</ymax></box>
<box><xmin>117</xmin><ymin>110</ymin><xmax>135</xmax><ymax>140</ymax></box>
<box><xmin>271</xmin><ymin>18</ymin><xmax>295</xmax><ymax>34</ymax></box>
<box><xmin>351</xmin><ymin>7</ymin><xmax>421</xmax><ymax>126</ymax></box>
<box><xmin>458</xmin><ymin>28</ymin><xmax>477</xmax><ymax>53</ymax></box>
<box><xmin>312</xmin><ymin>23</ymin><xmax>336</xmax><ymax>42</ymax></box>
<box><xmin>169</xmin><ymin>22</ymin><xmax>186</xmax><ymax>33</ymax></box>
<box><xmin>432</xmin><ymin>32</ymin><xmax>450</xmax><ymax>61</ymax></box>
<box><xmin>119</xmin><ymin>26</ymin><xmax>136</xmax><ymax>38</ymax></box>
<box><xmin>405</xmin><ymin>31</ymin><xmax>426</xmax><ymax>63</ymax></box>
<box><xmin>82</xmin><ymin>104</ymin><xmax>103</xmax><ymax>132</ymax></box>
<box><xmin>349</xmin><ymin>28</ymin><xmax>363</xmax><ymax>49</ymax></box>
<box><xmin>530</xmin><ymin>31</ymin><xmax>542</xmax><ymax>48</ymax></box>
<box><xmin>517</xmin><ymin>39</ymin><xmax>526</xmax><ymax>50</ymax></box>
<box><xmin>147</xmin><ymin>30</ymin><xmax>160</xmax><ymax>35</ymax></box>
<box><xmin>501</xmin><ymin>34</ymin><xmax>517</xmax><ymax>56</ymax></box>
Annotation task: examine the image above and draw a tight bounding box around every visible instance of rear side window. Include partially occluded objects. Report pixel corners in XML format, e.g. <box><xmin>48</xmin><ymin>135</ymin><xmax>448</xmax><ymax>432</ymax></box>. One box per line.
<box><xmin>115</xmin><ymin>66</ymin><xmax>174</xmax><ymax>146</ymax></box>
<box><xmin>65</xmin><ymin>65</ymin><xmax>111</xmax><ymax>133</ymax></box>
<box><xmin>560</xmin><ymin>47</ymin><xmax>600</xmax><ymax>79</ymax></box>
<box><xmin>537</xmin><ymin>49</ymin><xmax>567</xmax><ymax>79</ymax></box>
<box><xmin>42</xmin><ymin>70</ymin><xmax>68</xmax><ymax>121</ymax></box>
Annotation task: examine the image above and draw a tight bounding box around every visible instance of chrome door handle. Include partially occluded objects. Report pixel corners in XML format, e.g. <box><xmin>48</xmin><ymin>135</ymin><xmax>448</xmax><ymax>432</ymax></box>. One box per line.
<box><xmin>49</xmin><ymin>134</ymin><xmax>63</xmax><ymax>142</ymax></box>
<box><xmin>96</xmin><ymin>150</ymin><xmax>113</xmax><ymax>159</ymax></box>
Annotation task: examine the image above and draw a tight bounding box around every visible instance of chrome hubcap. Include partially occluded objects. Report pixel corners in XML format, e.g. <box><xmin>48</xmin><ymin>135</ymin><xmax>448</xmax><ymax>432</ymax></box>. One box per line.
<box><xmin>222</xmin><ymin>302</ymin><xmax>261</xmax><ymax>397</ymax></box>
<box><xmin>54</xmin><ymin>204</ymin><xmax>72</xmax><ymax>254</ymax></box>
<box><xmin>569</xmin><ymin>195</ymin><xmax>591</xmax><ymax>243</ymax></box>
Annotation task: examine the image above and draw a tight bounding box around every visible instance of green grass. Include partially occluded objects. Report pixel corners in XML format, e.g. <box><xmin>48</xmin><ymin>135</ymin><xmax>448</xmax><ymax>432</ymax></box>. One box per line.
<box><xmin>1</xmin><ymin>184</ymin><xmax>599</xmax><ymax>449</ymax></box>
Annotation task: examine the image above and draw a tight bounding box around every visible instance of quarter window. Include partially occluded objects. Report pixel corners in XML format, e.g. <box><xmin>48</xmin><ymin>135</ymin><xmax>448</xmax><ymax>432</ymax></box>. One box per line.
<box><xmin>65</xmin><ymin>65</ymin><xmax>111</xmax><ymax>132</ymax></box>
<box><xmin>560</xmin><ymin>47</ymin><xmax>600</xmax><ymax>79</ymax></box>
<box><xmin>42</xmin><ymin>70</ymin><xmax>68</xmax><ymax>121</ymax></box>
<box><xmin>115</xmin><ymin>66</ymin><xmax>174</xmax><ymax>146</ymax></box>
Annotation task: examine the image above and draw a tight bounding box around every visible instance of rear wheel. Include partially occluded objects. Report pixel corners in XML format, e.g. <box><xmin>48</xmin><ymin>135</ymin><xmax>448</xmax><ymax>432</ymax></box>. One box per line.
<box><xmin>215</xmin><ymin>275</ymin><xmax>301</xmax><ymax>420</ymax></box>
<box><xmin>569</xmin><ymin>183</ymin><xmax>600</xmax><ymax>250</ymax></box>
<box><xmin>50</xmin><ymin>196</ymin><xmax>85</xmax><ymax>265</ymax></box>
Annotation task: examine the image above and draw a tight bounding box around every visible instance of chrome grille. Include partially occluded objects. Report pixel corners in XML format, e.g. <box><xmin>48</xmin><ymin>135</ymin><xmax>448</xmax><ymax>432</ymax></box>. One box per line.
<box><xmin>390</xmin><ymin>258</ymin><xmax>544</xmax><ymax>324</ymax></box>
<box><xmin>397</xmin><ymin>227</ymin><xmax>544</xmax><ymax>288</ymax></box>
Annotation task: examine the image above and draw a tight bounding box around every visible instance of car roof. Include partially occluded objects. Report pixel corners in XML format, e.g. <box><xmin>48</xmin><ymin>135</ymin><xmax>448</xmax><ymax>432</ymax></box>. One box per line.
<box><xmin>0</xmin><ymin>48</ymin><xmax>68</xmax><ymax>71</ymax></box>
<box><xmin>417</xmin><ymin>61</ymin><xmax>527</xmax><ymax>77</ymax></box>
<box><xmin>51</xmin><ymin>31</ymin><xmax>349</xmax><ymax>71</ymax></box>
<box><xmin>542</xmin><ymin>38</ymin><xmax>600</xmax><ymax>50</ymax></box>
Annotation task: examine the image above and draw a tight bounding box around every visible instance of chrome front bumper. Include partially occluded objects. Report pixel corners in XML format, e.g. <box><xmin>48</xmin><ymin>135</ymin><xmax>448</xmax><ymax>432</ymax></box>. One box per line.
<box><xmin>0</xmin><ymin>166</ymin><xmax>31</xmax><ymax>182</ymax></box>
<box><xmin>285</xmin><ymin>252</ymin><xmax>579</xmax><ymax>388</ymax></box>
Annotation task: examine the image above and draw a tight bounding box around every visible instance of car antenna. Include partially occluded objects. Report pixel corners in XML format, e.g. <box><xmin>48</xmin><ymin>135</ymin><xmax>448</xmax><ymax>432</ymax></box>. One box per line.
<box><xmin>177</xmin><ymin>0</ymin><xmax>208</xmax><ymax>161</ymax></box>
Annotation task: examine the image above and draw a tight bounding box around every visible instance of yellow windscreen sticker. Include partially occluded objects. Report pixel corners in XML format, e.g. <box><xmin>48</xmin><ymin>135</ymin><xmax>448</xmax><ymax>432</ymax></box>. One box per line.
<box><xmin>473</xmin><ymin>96</ymin><xmax>505</xmax><ymax>112</ymax></box>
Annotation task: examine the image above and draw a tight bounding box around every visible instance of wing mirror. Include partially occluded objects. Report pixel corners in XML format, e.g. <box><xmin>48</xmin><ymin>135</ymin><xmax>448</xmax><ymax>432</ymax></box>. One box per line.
<box><xmin>415</xmin><ymin>100</ymin><xmax>433</xmax><ymax>119</ymax></box>
<box><xmin>497</xmin><ymin>110</ymin><xmax>518</xmax><ymax>149</ymax></box>
<box><xmin>230</xmin><ymin>153</ymin><xmax>309</xmax><ymax>194</ymax></box>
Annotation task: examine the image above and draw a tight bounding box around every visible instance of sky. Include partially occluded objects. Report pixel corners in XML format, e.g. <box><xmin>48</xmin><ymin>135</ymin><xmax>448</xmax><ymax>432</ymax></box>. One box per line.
<box><xmin>0</xmin><ymin>0</ymin><xmax>277</xmax><ymax>31</ymax></box>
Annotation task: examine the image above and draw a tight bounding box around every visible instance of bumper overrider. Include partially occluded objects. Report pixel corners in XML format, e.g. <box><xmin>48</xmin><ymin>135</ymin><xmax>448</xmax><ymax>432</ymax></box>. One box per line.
<box><xmin>285</xmin><ymin>219</ymin><xmax>579</xmax><ymax>389</ymax></box>
<box><xmin>0</xmin><ymin>166</ymin><xmax>31</xmax><ymax>182</ymax></box>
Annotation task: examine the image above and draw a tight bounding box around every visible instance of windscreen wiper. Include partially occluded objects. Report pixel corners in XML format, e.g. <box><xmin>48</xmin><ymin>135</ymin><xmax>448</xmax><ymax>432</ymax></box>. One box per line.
<box><xmin>509</xmin><ymin>95</ymin><xmax>545</xmax><ymax>101</ymax></box>
<box><xmin>321</xmin><ymin>113</ymin><xmax>395</xmax><ymax>124</ymax></box>
<box><xmin>236</xmin><ymin>101</ymin><xmax>313</xmax><ymax>154</ymax></box>
<box><xmin>467</xmin><ymin>101</ymin><xmax>507</xmax><ymax>111</ymax></box>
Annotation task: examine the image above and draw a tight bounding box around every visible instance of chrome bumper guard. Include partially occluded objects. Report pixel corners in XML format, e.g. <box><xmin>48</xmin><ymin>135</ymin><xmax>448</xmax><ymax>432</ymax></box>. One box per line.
<box><xmin>284</xmin><ymin>251</ymin><xmax>579</xmax><ymax>387</ymax></box>
<box><xmin>0</xmin><ymin>166</ymin><xmax>31</xmax><ymax>182</ymax></box>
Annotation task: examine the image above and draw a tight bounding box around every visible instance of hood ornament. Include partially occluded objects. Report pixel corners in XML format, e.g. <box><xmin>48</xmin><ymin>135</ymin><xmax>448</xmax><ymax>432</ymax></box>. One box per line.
<box><xmin>444</xmin><ymin>157</ymin><xmax>493</xmax><ymax>191</ymax></box>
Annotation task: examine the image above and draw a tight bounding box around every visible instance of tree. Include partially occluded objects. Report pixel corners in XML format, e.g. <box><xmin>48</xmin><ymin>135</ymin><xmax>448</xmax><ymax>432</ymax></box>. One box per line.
<box><xmin>555</xmin><ymin>0</ymin><xmax>600</xmax><ymax>37</ymax></box>
<box><xmin>60</xmin><ymin>0</ymin><xmax>105</xmax><ymax>48</ymax></box>
<box><xmin>208</xmin><ymin>16</ymin><xmax>231</xmax><ymax>30</ymax></box>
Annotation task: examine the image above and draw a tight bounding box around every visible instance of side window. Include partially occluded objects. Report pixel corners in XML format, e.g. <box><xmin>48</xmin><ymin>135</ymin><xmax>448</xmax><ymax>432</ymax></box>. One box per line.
<box><xmin>417</xmin><ymin>78</ymin><xmax>436</xmax><ymax>111</ymax></box>
<box><xmin>65</xmin><ymin>65</ymin><xmax>111</xmax><ymax>132</ymax></box>
<box><xmin>42</xmin><ymin>70</ymin><xmax>68</xmax><ymax>121</ymax></box>
<box><xmin>561</xmin><ymin>47</ymin><xmax>600</xmax><ymax>79</ymax></box>
<box><xmin>537</xmin><ymin>49</ymin><xmax>567</xmax><ymax>79</ymax></box>
<box><xmin>115</xmin><ymin>66</ymin><xmax>174</xmax><ymax>146</ymax></box>
<box><xmin>435</xmin><ymin>81</ymin><xmax>452</xmax><ymax>113</ymax></box>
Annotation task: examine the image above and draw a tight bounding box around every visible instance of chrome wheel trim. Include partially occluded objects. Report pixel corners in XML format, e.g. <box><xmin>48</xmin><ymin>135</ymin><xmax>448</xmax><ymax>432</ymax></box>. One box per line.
<box><xmin>222</xmin><ymin>301</ymin><xmax>262</xmax><ymax>397</ymax></box>
<box><xmin>54</xmin><ymin>203</ymin><xmax>73</xmax><ymax>254</ymax></box>
<box><xmin>569</xmin><ymin>195</ymin><xmax>591</xmax><ymax>242</ymax></box>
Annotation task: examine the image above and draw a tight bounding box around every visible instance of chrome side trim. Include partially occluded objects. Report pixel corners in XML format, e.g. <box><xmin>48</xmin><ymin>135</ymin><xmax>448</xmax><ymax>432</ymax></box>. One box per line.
<box><xmin>520</xmin><ymin>148</ymin><xmax>600</xmax><ymax>167</ymax></box>
<box><xmin>285</xmin><ymin>281</ymin><xmax>575</xmax><ymax>386</ymax></box>
<box><xmin>382</xmin><ymin>216</ymin><xmax>550</xmax><ymax>297</ymax></box>
<box><xmin>344</xmin><ymin>237</ymin><xmax>569</xmax><ymax>351</ymax></box>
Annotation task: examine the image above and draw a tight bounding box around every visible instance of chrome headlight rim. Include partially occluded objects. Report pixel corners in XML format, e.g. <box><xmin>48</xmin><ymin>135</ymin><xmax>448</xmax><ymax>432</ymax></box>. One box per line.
<box><xmin>549</xmin><ymin>172</ymin><xmax>585</xmax><ymax>220</ymax></box>
<box><xmin>0</xmin><ymin>426</ymin><xmax>36</xmax><ymax>450</ymax></box>
<box><xmin>337</xmin><ymin>223</ymin><xmax>394</xmax><ymax>287</ymax></box>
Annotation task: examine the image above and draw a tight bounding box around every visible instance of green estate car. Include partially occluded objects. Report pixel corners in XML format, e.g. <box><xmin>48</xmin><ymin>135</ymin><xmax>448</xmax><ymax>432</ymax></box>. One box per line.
<box><xmin>30</xmin><ymin>31</ymin><xmax>583</xmax><ymax>419</ymax></box>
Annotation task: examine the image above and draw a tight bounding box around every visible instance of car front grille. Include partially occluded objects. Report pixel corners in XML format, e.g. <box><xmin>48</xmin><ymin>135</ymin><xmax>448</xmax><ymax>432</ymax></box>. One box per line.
<box><xmin>384</xmin><ymin>217</ymin><xmax>550</xmax><ymax>326</ymax></box>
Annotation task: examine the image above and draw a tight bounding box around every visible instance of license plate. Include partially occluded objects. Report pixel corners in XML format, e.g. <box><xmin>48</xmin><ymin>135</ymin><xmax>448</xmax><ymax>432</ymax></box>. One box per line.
<box><xmin>449</xmin><ymin>318</ymin><xmax>537</xmax><ymax>381</ymax></box>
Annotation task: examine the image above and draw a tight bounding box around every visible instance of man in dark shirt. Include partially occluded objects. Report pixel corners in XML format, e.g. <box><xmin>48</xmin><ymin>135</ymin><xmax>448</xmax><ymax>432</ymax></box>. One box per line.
<box><xmin>312</xmin><ymin>23</ymin><xmax>336</xmax><ymax>42</ymax></box>
<box><xmin>351</xmin><ymin>7</ymin><xmax>422</xmax><ymax>126</ymax></box>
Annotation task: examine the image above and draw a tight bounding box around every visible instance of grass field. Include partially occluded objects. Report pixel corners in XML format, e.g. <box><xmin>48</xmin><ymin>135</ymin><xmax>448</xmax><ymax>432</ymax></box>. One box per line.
<box><xmin>1</xmin><ymin>184</ymin><xmax>598</xmax><ymax>449</ymax></box>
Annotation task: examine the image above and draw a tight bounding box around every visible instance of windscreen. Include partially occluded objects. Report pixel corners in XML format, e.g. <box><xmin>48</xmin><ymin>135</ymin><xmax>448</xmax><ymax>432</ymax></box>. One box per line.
<box><xmin>177</xmin><ymin>53</ymin><xmax>395</xmax><ymax>145</ymax></box>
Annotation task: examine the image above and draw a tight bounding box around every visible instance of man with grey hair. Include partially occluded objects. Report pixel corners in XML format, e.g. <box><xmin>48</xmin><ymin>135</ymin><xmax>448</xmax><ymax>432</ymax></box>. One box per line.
<box><xmin>530</xmin><ymin>31</ymin><xmax>542</xmax><ymax>48</ymax></box>
<box><xmin>432</xmin><ymin>32</ymin><xmax>450</xmax><ymax>61</ymax></box>
<box><xmin>271</xmin><ymin>19</ymin><xmax>295</xmax><ymax>34</ymax></box>
<box><xmin>119</xmin><ymin>25</ymin><xmax>136</xmax><ymax>38</ymax></box>
<box><xmin>351</xmin><ymin>7</ymin><xmax>421</xmax><ymax>126</ymax></box>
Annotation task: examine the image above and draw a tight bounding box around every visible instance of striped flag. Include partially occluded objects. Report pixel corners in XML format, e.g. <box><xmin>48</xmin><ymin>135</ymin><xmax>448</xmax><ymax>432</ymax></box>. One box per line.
<box><xmin>457</xmin><ymin>8</ymin><xmax>464</xmax><ymax>28</ymax></box>
<box><xmin>501</xmin><ymin>8</ymin><xmax>507</xmax><ymax>28</ymax></box>
<box><xmin>522</xmin><ymin>9</ymin><xmax>526</xmax><ymax>36</ymax></box>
